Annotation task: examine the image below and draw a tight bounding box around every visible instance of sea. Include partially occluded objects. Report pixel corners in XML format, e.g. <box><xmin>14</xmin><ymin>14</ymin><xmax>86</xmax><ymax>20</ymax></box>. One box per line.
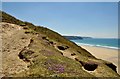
<box><xmin>70</xmin><ymin>38</ymin><xmax>120</xmax><ymax>50</ymax></box>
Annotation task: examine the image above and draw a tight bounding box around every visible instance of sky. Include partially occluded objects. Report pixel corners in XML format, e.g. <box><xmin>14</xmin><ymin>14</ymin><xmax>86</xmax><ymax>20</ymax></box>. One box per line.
<box><xmin>2</xmin><ymin>2</ymin><xmax>118</xmax><ymax>38</ymax></box>
<box><xmin>2</xmin><ymin>0</ymin><xmax>120</xmax><ymax>2</ymax></box>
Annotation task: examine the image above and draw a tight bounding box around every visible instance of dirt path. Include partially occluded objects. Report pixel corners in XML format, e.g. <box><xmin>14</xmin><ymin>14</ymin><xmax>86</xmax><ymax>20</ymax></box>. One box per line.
<box><xmin>0</xmin><ymin>23</ymin><xmax>2</xmax><ymax>77</ymax></box>
<box><xmin>1</xmin><ymin>23</ymin><xmax>31</xmax><ymax>76</ymax></box>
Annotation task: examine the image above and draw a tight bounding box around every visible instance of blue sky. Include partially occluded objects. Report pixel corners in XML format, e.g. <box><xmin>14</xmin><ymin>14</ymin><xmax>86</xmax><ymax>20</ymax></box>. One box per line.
<box><xmin>2</xmin><ymin>0</ymin><xmax>120</xmax><ymax>2</ymax></box>
<box><xmin>2</xmin><ymin>2</ymin><xmax>118</xmax><ymax>38</ymax></box>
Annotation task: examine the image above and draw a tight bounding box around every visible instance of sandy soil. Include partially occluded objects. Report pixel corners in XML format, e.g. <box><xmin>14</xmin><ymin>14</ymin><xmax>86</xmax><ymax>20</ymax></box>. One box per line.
<box><xmin>80</xmin><ymin>45</ymin><xmax>119</xmax><ymax>73</ymax></box>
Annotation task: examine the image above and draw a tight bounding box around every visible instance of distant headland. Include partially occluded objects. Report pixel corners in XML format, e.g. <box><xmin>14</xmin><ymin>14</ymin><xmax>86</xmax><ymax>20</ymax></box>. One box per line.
<box><xmin>63</xmin><ymin>35</ymin><xmax>92</xmax><ymax>40</ymax></box>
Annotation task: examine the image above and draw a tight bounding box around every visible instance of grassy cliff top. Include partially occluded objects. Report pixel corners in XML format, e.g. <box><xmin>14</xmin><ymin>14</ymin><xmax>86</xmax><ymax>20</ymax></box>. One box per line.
<box><xmin>1</xmin><ymin>11</ymin><xmax>120</xmax><ymax>77</ymax></box>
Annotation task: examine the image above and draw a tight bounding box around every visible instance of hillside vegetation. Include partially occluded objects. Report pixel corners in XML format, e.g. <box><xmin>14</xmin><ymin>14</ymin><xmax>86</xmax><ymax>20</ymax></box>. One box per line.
<box><xmin>1</xmin><ymin>11</ymin><xmax>120</xmax><ymax>78</ymax></box>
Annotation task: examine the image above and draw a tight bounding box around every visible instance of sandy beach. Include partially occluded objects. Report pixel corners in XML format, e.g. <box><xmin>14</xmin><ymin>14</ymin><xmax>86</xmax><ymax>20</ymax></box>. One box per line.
<box><xmin>80</xmin><ymin>45</ymin><xmax>119</xmax><ymax>74</ymax></box>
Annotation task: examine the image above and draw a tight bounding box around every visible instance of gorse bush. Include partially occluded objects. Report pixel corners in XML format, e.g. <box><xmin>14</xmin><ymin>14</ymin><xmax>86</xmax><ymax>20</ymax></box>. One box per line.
<box><xmin>1</xmin><ymin>11</ymin><xmax>25</xmax><ymax>26</ymax></box>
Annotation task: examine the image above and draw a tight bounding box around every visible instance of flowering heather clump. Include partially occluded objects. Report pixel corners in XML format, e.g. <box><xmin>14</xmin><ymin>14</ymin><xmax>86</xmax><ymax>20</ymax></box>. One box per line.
<box><xmin>48</xmin><ymin>64</ymin><xmax>64</xmax><ymax>73</ymax></box>
<box><xmin>44</xmin><ymin>59</ymin><xmax>65</xmax><ymax>73</ymax></box>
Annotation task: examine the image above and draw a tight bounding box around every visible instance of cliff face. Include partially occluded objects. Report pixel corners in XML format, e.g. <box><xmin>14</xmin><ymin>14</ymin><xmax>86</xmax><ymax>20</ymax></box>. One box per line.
<box><xmin>1</xmin><ymin>11</ymin><xmax>120</xmax><ymax>77</ymax></box>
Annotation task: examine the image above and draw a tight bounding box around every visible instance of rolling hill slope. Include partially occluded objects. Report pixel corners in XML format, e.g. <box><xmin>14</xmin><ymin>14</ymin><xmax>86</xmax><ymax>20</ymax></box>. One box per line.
<box><xmin>1</xmin><ymin>11</ymin><xmax>120</xmax><ymax>77</ymax></box>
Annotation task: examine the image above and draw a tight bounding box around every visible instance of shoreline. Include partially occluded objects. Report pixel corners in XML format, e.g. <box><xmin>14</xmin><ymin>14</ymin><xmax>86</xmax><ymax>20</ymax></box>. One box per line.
<box><xmin>80</xmin><ymin>45</ymin><xmax>119</xmax><ymax>74</ymax></box>
<box><xmin>74</xmin><ymin>42</ymin><xmax>119</xmax><ymax>50</ymax></box>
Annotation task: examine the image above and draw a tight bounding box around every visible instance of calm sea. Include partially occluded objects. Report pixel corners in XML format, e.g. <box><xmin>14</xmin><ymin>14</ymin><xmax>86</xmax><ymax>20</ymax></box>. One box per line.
<box><xmin>70</xmin><ymin>38</ymin><xmax>120</xmax><ymax>50</ymax></box>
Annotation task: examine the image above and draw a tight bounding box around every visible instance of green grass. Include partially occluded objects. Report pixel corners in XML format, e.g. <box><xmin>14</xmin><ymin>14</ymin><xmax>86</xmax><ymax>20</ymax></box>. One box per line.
<box><xmin>1</xmin><ymin>11</ymin><xmax>95</xmax><ymax>58</ymax></box>
<box><xmin>2</xmin><ymin>11</ymin><xmax>120</xmax><ymax>77</ymax></box>
<box><xmin>1</xmin><ymin>11</ymin><xmax>25</xmax><ymax>25</ymax></box>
